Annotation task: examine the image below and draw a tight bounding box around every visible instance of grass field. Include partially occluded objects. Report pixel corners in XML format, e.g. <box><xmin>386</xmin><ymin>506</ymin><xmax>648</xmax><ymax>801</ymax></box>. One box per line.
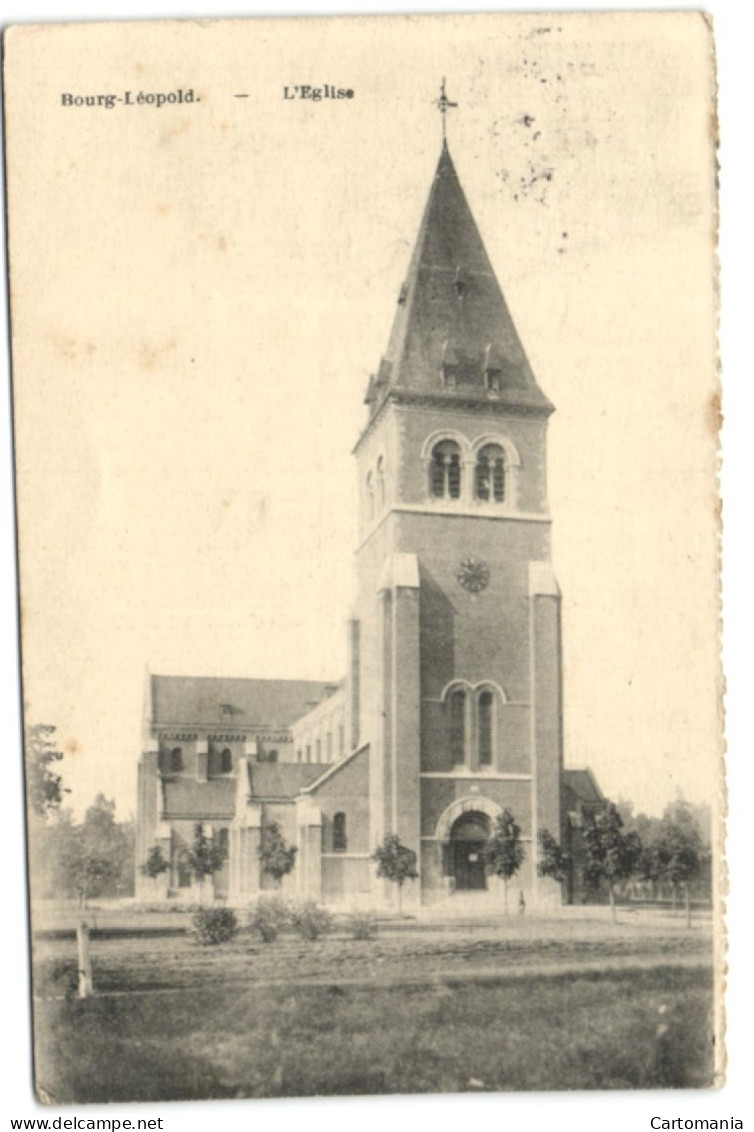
<box><xmin>32</xmin><ymin>913</ymin><xmax>716</xmax><ymax>1102</ymax></box>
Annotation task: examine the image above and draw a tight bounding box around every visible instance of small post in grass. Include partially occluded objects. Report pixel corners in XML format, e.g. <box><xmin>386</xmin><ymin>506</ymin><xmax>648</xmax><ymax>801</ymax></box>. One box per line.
<box><xmin>77</xmin><ymin>918</ymin><xmax>94</xmax><ymax>998</ymax></box>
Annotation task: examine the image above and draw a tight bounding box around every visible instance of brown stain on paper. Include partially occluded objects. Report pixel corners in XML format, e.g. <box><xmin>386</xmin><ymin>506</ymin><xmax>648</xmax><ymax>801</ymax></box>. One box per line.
<box><xmin>705</xmin><ymin>388</ymin><xmax>722</xmax><ymax>438</ymax></box>
<box><xmin>139</xmin><ymin>338</ymin><xmax>177</xmax><ymax>371</ymax></box>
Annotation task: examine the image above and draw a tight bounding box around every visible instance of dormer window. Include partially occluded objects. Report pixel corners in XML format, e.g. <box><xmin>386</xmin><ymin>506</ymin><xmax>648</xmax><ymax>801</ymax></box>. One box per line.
<box><xmin>430</xmin><ymin>440</ymin><xmax>462</xmax><ymax>499</ymax></box>
<box><xmin>440</xmin><ymin>341</ymin><xmax>460</xmax><ymax>389</ymax></box>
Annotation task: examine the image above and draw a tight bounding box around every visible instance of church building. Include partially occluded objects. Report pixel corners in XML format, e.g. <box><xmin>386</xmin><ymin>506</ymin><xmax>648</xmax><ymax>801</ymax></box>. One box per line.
<box><xmin>136</xmin><ymin>129</ymin><xmax>603</xmax><ymax>909</ymax></box>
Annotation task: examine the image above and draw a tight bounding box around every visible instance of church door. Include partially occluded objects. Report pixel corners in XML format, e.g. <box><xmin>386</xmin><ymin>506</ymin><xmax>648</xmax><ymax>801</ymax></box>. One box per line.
<box><xmin>449</xmin><ymin>812</ymin><xmax>491</xmax><ymax>891</ymax></box>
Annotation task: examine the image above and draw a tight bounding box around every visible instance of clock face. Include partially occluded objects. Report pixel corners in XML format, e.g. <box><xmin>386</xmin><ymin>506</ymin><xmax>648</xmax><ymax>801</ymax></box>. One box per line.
<box><xmin>457</xmin><ymin>557</ymin><xmax>490</xmax><ymax>593</ymax></box>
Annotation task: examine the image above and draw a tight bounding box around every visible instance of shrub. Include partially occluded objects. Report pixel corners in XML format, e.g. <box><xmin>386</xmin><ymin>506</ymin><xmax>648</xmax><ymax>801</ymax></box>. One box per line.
<box><xmin>191</xmin><ymin>906</ymin><xmax>238</xmax><ymax>946</ymax></box>
<box><xmin>247</xmin><ymin>895</ymin><xmax>291</xmax><ymax>943</ymax></box>
<box><xmin>345</xmin><ymin>910</ymin><xmax>378</xmax><ymax>941</ymax></box>
<box><xmin>291</xmin><ymin>901</ymin><xmax>334</xmax><ymax>941</ymax></box>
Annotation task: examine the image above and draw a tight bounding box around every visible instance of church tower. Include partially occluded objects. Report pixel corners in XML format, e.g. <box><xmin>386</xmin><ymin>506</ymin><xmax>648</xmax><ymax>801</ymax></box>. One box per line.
<box><xmin>352</xmin><ymin>133</ymin><xmax>563</xmax><ymax>907</ymax></box>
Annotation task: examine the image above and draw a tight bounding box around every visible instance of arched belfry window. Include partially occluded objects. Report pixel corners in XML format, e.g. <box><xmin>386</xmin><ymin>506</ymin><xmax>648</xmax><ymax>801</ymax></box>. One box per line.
<box><xmin>475</xmin><ymin>444</ymin><xmax>506</xmax><ymax>503</ymax></box>
<box><xmin>431</xmin><ymin>440</ymin><xmax>462</xmax><ymax>500</ymax></box>
<box><xmin>333</xmin><ymin>812</ymin><xmax>347</xmax><ymax>852</ymax></box>
<box><xmin>170</xmin><ymin>747</ymin><xmax>183</xmax><ymax>773</ymax></box>
<box><xmin>449</xmin><ymin>689</ymin><xmax>466</xmax><ymax>765</ymax></box>
<box><xmin>478</xmin><ymin>691</ymin><xmax>494</xmax><ymax>766</ymax></box>
<box><xmin>220</xmin><ymin>748</ymin><xmax>232</xmax><ymax>774</ymax></box>
<box><xmin>376</xmin><ymin>456</ymin><xmax>385</xmax><ymax>509</ymax></box>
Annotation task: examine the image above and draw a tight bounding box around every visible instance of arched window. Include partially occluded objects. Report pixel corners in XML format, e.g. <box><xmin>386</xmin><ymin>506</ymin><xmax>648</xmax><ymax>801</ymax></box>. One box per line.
<box><xmin>478</xmin><ymin>691</ymin><xmax>494</xmax><ymax>766</ymax></box>
<box><xmin>366</xmin><ymin>472</ymin><xmax>374</xmax><ymax>520</ymax></box>
<box><xmin>475</xmin><ymin>444</ymin><xmax>505</xmax><ymax>502</ymax></box>
<box><xmin>333</xmin><ymin>812</ymin><xmax>347</xmax><ymax>852</ymax></box>
<box><xmin>376</xmin><ymin>456</ymin><xmax>385</xmax><ymax>509</ymax></box>
<box><xmin>430</xmin><ymin>440</ymin><xmax>462</xmax><ymax>500</ymax></box>
<box><xmin>220</xmin><ymin>748</ymin><xmax>232</xmax><ymax>774</ymax></box>
<box><xmin>170</xmin><ymin>747</ymin><xmax>183</xmax><ymax>772</ymax></box>
<box><xmin>449</xmin><ymin>689</ymin><xmax>466</xmax><ymax>765</ymax></box>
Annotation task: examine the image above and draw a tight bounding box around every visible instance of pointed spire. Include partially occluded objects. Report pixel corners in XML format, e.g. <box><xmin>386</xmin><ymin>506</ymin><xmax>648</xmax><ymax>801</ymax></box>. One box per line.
<box><xmin>367</xmin><ymin>143</ymin><xmax>553</xmax><ymax>419</ymax></box>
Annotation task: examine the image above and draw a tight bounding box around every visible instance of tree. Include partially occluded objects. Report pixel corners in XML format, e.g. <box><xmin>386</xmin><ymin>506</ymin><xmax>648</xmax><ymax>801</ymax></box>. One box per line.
<box><xmin>372</xmin><ymin>834</ymin><xmax>418</xmax><ymax>915</ymax></box>
<box><xmin>51</xmin><ymin>795</ymin><xmax>132</xmax><ymax>905</ymax></box>
<box><xmin>185</xmin><ymin>823</ymin><xmax>227</xmax><ymax>899</ymax></box>
<box><xmin>258</xmin><ymin>821</ymin><xmax>297</xmax><ymax>889</ymax></box>
<box><xmin>655</xmin><ymin>799</ymin><xmax>703</xmax><ymax>926</ymax></box>
<box><xmin>636</xmin><ymin>838</ymin><xmax>665</xmax><ymax>900</ymax></box>
<box><xmin>140</xmin><ymin>844</ymin><xmax>170</xmax><ymax>880</ymax></box>
<box><xmin>25</xmin><ymin>724</ymin><xmax>68</xmax><ymax>819</ymax></box>
<box><xmin>482</xmin><ymin>809</ymin><xmax>525</xmax><ymax>913</ymax></box>
<box><xmin>583</xmin><ymin>801</ymin><xmax>643</xmax><ymax>922</ymax></box>
<box><xmin>537</xmin><ymin>828</ymin><xmax>571</xmax><ymax>886</ymax></box>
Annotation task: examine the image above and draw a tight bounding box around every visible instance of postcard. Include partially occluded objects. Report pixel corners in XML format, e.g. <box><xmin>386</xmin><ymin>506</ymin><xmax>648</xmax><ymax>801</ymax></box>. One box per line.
<box><xmin>4</xmin><ymin>11</ymin><xmax>721</xmax><ymax>1104</ymax></box>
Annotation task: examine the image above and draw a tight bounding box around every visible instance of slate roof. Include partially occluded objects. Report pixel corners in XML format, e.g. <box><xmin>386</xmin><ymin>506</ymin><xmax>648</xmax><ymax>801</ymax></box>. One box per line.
<box><xmin>366</xmin><ymin>142</ymin><xmax>553</xmax><ymax>420</ymax></box>
<box><xmin>150</xmin><ymin>675</ymin><xmax>337</xmax><ymax>731</ymax></box>
<box><xmin>563</xmin><ymin>768</ymin><xmax>604</xmax><ymax>806</ymax></box>
<box><xmin>246</xmin><ymin>762</ymin><xmax>324</xmax><ymax>799</ymax></box>
<box><xmin>162</xmin><ymin>778</ymin><xmax>236</xmax><ymax>819</ymax></box>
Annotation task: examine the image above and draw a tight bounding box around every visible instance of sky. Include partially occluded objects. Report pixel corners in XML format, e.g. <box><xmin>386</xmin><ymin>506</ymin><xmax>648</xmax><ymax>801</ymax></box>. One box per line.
<box><xmin>6</xmin><ymin>13</ymin><xmax>719</xmax><ymax>826</ymax></box>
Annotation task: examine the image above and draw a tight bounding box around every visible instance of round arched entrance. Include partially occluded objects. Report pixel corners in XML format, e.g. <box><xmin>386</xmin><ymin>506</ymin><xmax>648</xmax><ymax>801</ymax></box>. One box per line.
<box><xmin>449</xmin><ymin>810</ymin><xmax>490</xmax><ymax>891</ymax></box>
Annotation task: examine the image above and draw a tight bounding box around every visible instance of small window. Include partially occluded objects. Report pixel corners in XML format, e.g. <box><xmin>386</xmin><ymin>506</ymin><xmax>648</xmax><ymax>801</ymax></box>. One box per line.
<box><xmin>376</xmin><ymin>456</ymin><xmax>386</xmax><ymax>509</ymax></box>
<box><xmin>449</xmin><ymin>690</ymin><xmax>466</xmax><ymax>765</ymax></box>
<box><xmin>316</xmin><ymin>739</ymin><xmax>321</xmax><ymax>762</ymax></box>
<box><xmin>338</xmin><ymin>723</ymin><xmax>345</xmax><ymax>756</ymax></box>
<box><xmin>268</xmin><ymin>749</ymin><xmax>278</xmax><ymax>764</ymax></box>
<box><xmin>333</xmin><ymin>812</ymin><xmax>347</xmax><ymax>852</ymax></box>
<box><xmin>176</xmin><ymin>851</ymin><xmax>191</xmax><ymax>888</ymax></box>
<box><xmin>430</xmin><ymin>440</ymin><xmax>462</xmax><ymax>500</ymax></box>
<box><xmin>170</xmin><ymin>747</ymin><xmax>183</xmax><ymax>773</ymax></box>
<box><xmin>220</xmin><ymin>747</ymin><xmax>232</xmax><ymax>774</ymax></box>
<box><xmin>306</xmin><ymin>744</ymin><xmax>311</xmax><ymax>763</ymax></box>
<box><xmin>217</xmin><ymin>828</ymin><xmax>229</xmax><ymax>859</ymax></box>
<box><xmin>366</xmin><ymin>472</ymin><xmax>374</xmax><ymax>520</ymax></box>
<box><xmin>326</xmin><ymin>731</ymin><xmax>333</xmax><ymax>760</ymax></box>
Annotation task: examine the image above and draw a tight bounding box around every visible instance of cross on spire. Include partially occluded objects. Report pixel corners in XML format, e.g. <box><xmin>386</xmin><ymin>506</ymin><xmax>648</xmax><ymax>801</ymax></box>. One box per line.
<box><xmin>435</xmin><ymin>78</ymin><xmax>458</xmax><ymax>142</ymax></box>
